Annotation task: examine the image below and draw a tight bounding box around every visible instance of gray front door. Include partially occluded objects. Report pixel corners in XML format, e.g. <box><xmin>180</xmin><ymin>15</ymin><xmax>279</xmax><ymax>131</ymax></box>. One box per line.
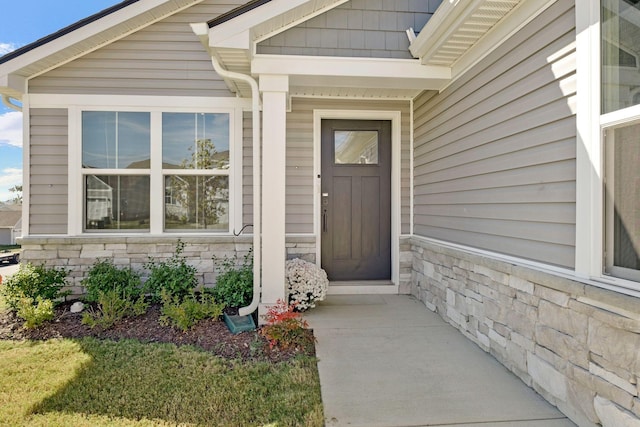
<box><xmin>321</xmin><ymin>119</ymin><xmax>391</xmax><ymax>281</ymax></box>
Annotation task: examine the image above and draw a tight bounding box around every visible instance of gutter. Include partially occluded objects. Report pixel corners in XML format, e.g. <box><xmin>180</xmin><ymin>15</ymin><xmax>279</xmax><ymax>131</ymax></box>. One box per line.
<box><xmin>191</xmin><ymin>23</ymin><xmax>262</xmax><ymax>317</ymax></box>
<box><xmin>2</xmin><ymin>95</ymin><xmax>22</xmax><ymax>112</ymax></box>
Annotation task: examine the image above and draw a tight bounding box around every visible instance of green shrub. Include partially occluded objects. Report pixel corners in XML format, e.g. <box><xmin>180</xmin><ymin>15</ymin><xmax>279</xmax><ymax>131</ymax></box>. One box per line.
<box><xmin>0</xmin><ymin>263</ymin><xmax>70</xmax><ymax>311</ymax></box>
<box><xmin>144</xmin><ymin>240</ymin><xmax>198</xmax><ymax>302</ymax></box>
<box><xmin>160</xmin><ymin>290</ymin><xmax>224</xmax><ymax>331</ymax></box>
<box><xmin>210</xmin><ymin>249</ymin><xmax>253</xmax><ymax>308</ymax></box>
<box><xmin>82</xmin><ymin>289</ymin><xmax>148</xmax><ymax>330</ymax></box>
<box><xmin>82</xmin><ymin>259</ymin><xmax>143</xmax><ymax>302</ymax></box>
<box><xmin>16</xmin><ymin>297</ymin><xmax>55</xmax><ymax>329</ymax></box>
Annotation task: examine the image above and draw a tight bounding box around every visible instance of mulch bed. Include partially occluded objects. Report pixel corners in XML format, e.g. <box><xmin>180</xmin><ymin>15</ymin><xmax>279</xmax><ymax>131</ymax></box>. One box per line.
<box><xmin>0</xmin><ymin>301</ymin><xmax>315</xmax><ymax>363</ymax></box>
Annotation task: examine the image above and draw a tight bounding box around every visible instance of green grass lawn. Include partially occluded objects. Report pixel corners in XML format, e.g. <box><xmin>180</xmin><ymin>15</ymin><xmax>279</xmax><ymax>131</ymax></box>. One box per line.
<box><xmin>0</xmin><ymin>338</ymin><xmax>323</xmax><ymax>426</ymax></box>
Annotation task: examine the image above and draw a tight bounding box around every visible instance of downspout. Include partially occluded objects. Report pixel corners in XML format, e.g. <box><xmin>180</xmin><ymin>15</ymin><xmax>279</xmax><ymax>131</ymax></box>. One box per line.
<box><xmin>209</xmin><ymin>53</ymin><xmax>262</xmax><ymax>317</ymax></box>
<box><xmin>2</xmin><ymin>95</ymin><xmax>22</xmax><ymax>112</ymax></box>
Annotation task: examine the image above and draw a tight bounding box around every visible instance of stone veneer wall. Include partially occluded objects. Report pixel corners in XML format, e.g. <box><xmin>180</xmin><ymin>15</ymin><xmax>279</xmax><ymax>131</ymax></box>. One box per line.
<box><xmin>19</xmin><ymin>236</ymin><xmax>317</xmax><ymax>297</ymax></box>
<box><xmin>411</xmin><ymin>237</ymin><xmax>640</xmax><ymax>427</ymax></box>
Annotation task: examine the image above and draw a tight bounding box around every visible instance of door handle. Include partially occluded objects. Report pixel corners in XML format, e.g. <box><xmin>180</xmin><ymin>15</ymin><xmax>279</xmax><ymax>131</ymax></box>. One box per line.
<box><xmin>322</xmin><ymin>193</ymin><xmax>329</xmax><ymax>233</ymax></box>
<box><xmin>322</xmin><ymin>208</ymin><xmax>328</xmax><ymax>232</ymax></box>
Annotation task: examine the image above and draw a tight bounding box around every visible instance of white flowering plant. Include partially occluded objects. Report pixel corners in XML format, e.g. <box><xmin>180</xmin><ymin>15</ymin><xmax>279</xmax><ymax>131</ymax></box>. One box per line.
<box><xmin>285</xmin><ymin>258</ymin><xmax>329</xmax><ymax>311</ymax></box>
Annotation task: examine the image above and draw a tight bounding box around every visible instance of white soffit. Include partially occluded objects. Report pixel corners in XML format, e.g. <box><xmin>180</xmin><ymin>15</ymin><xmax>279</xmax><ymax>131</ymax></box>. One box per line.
<box><xmin>410</xmin><ymin>0</ymin><xmax>522</xmax><ymax>67</ymax></box>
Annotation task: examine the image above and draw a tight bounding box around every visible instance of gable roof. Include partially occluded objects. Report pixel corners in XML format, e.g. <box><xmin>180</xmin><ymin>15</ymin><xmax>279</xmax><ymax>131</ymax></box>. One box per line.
<box><xmin>0</xmin><ymin>0</ymin><xmax>204</xmax><ymax>99</ymax></box>
<box><xmin>0</xmin><ymin>210</ymin><xmax>22</xmax><ymax>228</ymax></box>
<box><xmin>0</xmin><ymin>0</ymin><xmax>141</xmax><ymax>65</ymax></box>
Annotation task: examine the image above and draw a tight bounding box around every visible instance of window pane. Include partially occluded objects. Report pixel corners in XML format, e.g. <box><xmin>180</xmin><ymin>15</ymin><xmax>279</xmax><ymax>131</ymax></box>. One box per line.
<box><xmin>335</xmin><ymin>131</ymin><xmax>379</xmax><ymax>164</ymax></box>
<box><xmin>605</xmin><ymin>123</ymin><xmax>640</xmax><ymax>280</ymax></box>
<box><xmin>85</xmin><ymin>175</ymin><xmax>150</xmax><ymax>230</ymax></box>
<box><xmin>602</xmin><ymin>0</ymin><xmax>640</xmax><ymax>114</ymax></box>
<box><xmin>164</xmin><ymin>175</ymin><xmax>229</xmax><ymax>231</ymax></box>
<box><xmin>162</xmin><ymin>113</ymin><xmax>230</xmax><ymax>169</ymax></box>
<box><xmin>82</xmin><ymin>112</ymin><xmax>150</xmax><ymax>169</ymax></box>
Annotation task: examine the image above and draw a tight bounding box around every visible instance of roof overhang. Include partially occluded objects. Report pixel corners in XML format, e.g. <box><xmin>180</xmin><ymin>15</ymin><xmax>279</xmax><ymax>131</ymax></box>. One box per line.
<box><xmin>0</xmin><ymin>0</ymin><xmax>205</xmax><ymax>101</ymax></box>
<box><xmin>410</xmin><ymin>0</ymin><xmax>557</xmax><ymax>82</ymax></box>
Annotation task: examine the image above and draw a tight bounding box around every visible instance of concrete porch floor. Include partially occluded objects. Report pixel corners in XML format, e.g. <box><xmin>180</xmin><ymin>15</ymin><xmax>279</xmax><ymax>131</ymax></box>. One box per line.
<box><xmin>304</xmin><ymin>295</ymin><xmax>577</xmax><ymax>427</ymax></box>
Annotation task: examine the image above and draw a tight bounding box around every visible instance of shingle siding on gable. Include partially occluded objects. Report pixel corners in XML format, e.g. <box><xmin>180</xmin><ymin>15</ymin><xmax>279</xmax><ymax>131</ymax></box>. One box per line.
<box><xmin>257</xmin><ymin>0</ymin><xmax>442</xmax><ymax>59</ymax></box>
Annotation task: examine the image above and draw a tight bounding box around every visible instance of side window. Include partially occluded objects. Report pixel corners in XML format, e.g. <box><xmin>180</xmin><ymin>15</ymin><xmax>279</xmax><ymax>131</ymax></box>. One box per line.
<box><xmin>601</xmin><ymin>0</ymin><xmax>640</xmax><ymax>282</ymax></box>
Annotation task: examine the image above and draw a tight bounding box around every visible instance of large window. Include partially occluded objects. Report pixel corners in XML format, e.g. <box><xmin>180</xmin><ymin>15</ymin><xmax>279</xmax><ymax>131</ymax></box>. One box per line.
<box><xmin>81</xmin><ymin>109</ymin><xmax>233</xmax><ymax>233</ymax></box>
<box><xmin>601</xmin><ymin>0</ymin><xmax>640</xmax><ymax>283</ymax></box>
<box><xmin>82</xmin><ymin>112</ymin><xmax>151</xmax><ymax>230</ymax></box>
<box><xmin>162</xmin><ymin>113</ymin><xmax>229</xmax><ymax>231</ymax></box>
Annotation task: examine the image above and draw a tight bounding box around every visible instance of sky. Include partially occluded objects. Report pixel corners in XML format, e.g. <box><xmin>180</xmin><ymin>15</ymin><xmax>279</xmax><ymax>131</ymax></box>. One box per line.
<box><xmin>0</xmin><ymin>0</ymin><xmax>122</xmax><ymax>202</ymax></box>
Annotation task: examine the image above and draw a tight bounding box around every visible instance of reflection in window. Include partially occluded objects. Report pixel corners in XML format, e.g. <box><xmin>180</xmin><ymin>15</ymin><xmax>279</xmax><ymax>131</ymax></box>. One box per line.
<box><xmin>602</xmin><ymin>0</ymin><xmax>640</xmax><ymax>113</ymax></box>
<box><xmin>164</xmin><ymin>175</ymin><xmax>229</xmax><ymax>230</ymax></box>
<box><xmin>335</xmin><ymin>131</ymin><xmax>379</xmax><ymax>164</ymax></box>
<box><xmin>85</xmin><ymin>175</ymin><xmax>150</xmax><ymax>230</ymax></box>
<box><xmin>162</xmin><ymin>113</ymin><xmax>230</xmax><ymax>169</ymax></box>
<box><xmin>82</xmin><ymin>112</ymin><xmax>150</xmax><ymax>169</ymax></box>
<box><xmin>604</xmin><ymin>123</ymin><xmax>640</xmax><ymax>281</ymax></box>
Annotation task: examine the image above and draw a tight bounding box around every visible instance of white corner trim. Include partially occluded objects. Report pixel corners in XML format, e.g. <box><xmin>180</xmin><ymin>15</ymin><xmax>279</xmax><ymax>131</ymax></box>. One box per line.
<box><xmin>575</xmin><ymin>0</ymin><xmax>603</xmax><ymax>281</ymax></box>
<box><xmin>21</xmin><ymin>97</ymin><xmax>30</xmax><ymax>237</ymax></box>
<box><xmin>313</xmin><ymin>109</ymin><xmax>402</xmax><ymax>289</ymax></box>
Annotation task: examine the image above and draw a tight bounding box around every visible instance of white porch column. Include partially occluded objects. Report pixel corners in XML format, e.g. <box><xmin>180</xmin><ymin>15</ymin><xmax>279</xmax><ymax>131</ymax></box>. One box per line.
<box><xmin>259</xmin><ymin>74</ymin><xmax>289</xmax><ymax>313</ymax></box>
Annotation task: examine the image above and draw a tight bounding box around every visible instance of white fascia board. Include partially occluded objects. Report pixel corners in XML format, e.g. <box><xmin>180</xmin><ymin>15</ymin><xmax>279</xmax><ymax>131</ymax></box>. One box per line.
<box><xmin>208</xmin><ymin>0</ymin><xmax>318</xmax><ymax>49</ymax></box>
<box><xmin>0</xmin><ymin>0</ymin><xmax>202</xmax><ymax>80</ymax></box>
<box><xmin>409</xmin><ymin>0</ymin><xmax>486</xmax><ymax>62</ymax></box>
<box><xmin>450</xmin><ymin>0</ymin><xmax>557</xmax><ymax>82</ymax></box>
<box><xmin>252</xmin><ymin>55</ymin><xmax>451</xmax><ymax>82</ymax></box>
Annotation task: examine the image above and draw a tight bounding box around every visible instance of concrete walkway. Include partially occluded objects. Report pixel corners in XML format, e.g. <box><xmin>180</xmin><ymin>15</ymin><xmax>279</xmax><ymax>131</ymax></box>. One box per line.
<box><xmin>305</xmin><ymin>295</ymin><xmax>576</xmax><ymax>427</ymax></box>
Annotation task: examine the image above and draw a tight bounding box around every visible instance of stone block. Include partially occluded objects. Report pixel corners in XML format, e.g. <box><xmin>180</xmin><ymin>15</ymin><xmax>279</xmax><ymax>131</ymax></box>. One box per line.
<box><xmin>507</xmin><ymin>340</ymin><xmax>527</xmax><ymax>373</ymax></box>
<box><xmin>539</xmin><ymin>300</ymin><xmax>588</xmax><ymax>343</ymax></box>
<box><xmin>506</xmin><ymin>309</ymin><xmax>535</xmax><ymax>339</ymax></box>
<box><xmin>566</xmin><ymin>378</ymin><xmax>599</xmax><ymax>424</ymax></box>
<box><xmin>573</xmin><ymin>299</ymin><xmax>640</xmax><ymax>334</ymax></box>
<box><xmin>536</xmin><ymin>325</ymin><xmax>589</xmax><ymax>369</ymax></box>
<box><xmin>474</xmin><ymin>265</ymin><xmax>509</xmax><ymax>286</ymax></box>
<box><xmin>527</xmin><ymin>352</ymin><xmax>567</xmax><ymax>401</ymax></box>
<box><xmin>516</xmin><ymin>290</ymin><xmax>539</xmax><ymax>307</ymax></box>
<box><xmin>476</xmin><ymin>331</ymin><xmax>490</xmax><ymax>350</ymax></box>
<box><xmin>80</xmin><ymin>250</ymin><xmax>113</xmax><ymax>259</ymax></box>
<box><xmin>127</xmin><ymin>244</ymin><xmax>157</xmax><ymax>254</ymax></box>
<box><xmin>535</xmin><ymin>285</ymin><xmax>571</xmax><ymax>307</ymax></box>
<box><xmin>594</xmin><ymin>396</ymin><xmax>640</xmax><ymax>427</ymax></box>
<box><xmin>511</xmin><ymin>330</ymin><xmax>535</xmax><ymax>352</ymax></box>
<box><xmin>535</xmin><ymin>344</ymin><xmax>567</xmax><ymax>372</ymax></box>
<box><xmin>588</xmin><ymin>318</ymin><xmax>640</xmax><ymax>374</ymax></box>
<box><xmin>81</xmin><ymin>244</ymin><xmax>105</xmax><ymax>251</ymax></box>
<box><xmin>509</xmin><ymin>275</ymin><xmax>534</xmax><ymax>294</ymax></box>
<box><xmin>489</xmin><ymin>329</ymin><xmax>507</xmax><ymax>348</ymax></box>
<box><xmin>589</xmin><ymin>362</ymin><xmax>637</xmax><ymax>396</ymax></box>
<box><xmin>590</xmin><ymin>353</ymin><xmax>636</xmax><ymax>385</ymax></box>
<box><xmin>569</xmin><ymin>364</ymin><xmax>634</xmax><ymax>410</ymax></box>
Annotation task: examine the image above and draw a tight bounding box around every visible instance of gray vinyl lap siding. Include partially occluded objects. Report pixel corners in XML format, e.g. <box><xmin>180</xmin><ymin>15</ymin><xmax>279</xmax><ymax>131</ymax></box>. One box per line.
<box><xmin>412</xmin><ymin>0</ymin><xmax>577</xmax><ymax>269</ymax></box>
<box><xmin>257</xmin><ymin>0</ymin><xmax>442</xmax><ymax>59</ymax></box>
<box><xmin>29</xmin><ymin>0</ymin><xmax>244</xmax><ymax>96</ymax></box>
<box><xmin>30</xmin><ymin>108</ymin><xmax>68</xmax><ymax>235</ymax></box>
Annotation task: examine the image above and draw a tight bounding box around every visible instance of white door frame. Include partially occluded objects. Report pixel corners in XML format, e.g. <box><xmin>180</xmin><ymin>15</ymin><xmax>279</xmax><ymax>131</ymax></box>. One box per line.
<box><xmin>313</xmin><ymin>109</ymin><xmax>401</xmax><ymax>294</ymax></box>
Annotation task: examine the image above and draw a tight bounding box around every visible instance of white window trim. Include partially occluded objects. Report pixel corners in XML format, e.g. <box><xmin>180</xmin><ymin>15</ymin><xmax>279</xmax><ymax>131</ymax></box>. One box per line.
<box><xmin>27</xmin><ymin>94</ymin><xmax>248</xmax><ymax>236</ymax></box>
<box><xmin>575</xmin><ymin>1</ymin><xmax>640</xmax><ymax>296</ymax></box>
<box><xmin>313</xmin><ymin>109</ymin><xmax>402</xmax><ymax>294</ymax></box>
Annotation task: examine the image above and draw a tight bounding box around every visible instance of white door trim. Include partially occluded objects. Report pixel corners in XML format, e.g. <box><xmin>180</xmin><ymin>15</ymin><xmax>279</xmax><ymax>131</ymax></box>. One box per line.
<box><xmin>313</xmin><ymin>109</ymin><xmax>401</xmax><ymax>294</ymax></box>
